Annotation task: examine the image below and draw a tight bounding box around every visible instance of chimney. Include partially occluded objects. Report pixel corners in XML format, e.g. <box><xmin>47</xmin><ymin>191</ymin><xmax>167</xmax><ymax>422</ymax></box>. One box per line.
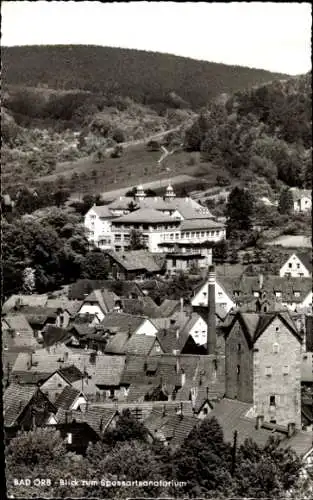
<box><xmin>256</xmin><ymin>415</ymin><xmax>264</xmax><ymax>430</ymax></box>
<box><xmin>181</xmin><ymin>368</ymin><xmax>186</xmax><ymax>387</ymax></box>
<box><xmin>287</xmin><ymin>422</ymin><xmax>296</xmax><ymax>438</ymax></box>
<box><xmin>259</xmin><ymin>273</ymin><xmax>264</xmax><ymax>290</ymax></box>
<box><xmin>179</xmin><ymin>402</ymin><xmax>184</xmax><ymax>419</ymax></box>
<box><xmin>207</xmin><ymin>265</ymin><xmax>216</xmax><ymax>355</ymax></box>
<box><xmin>175</xmin><ymin>357</ymin><xmax>180</xmax><ymax>374</ymax></box>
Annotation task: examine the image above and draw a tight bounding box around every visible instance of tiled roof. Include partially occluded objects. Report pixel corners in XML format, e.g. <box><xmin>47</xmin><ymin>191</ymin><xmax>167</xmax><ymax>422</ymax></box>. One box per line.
<box><xmin>2</xmin><ymin>294</ymin><xmax>49</xmax><ymax>313</ymax></box>
<box><xmin>55</xmin><ymin>386</ymin><xmax>84</xmax><ymax>410</ymax></box>
<box><xmin>157</xmin><ymin>299</ymin><xmax>180</xmax><ymax>317</ymax></box>
<box><xmin>12</xmin><ymin>348</ymin><xmax>126</xmax><ymax>389</ymax></box>
<box><xmin>108</xmin><ymin>196</ymin><xmax>213</xmax><ymax>219</ymax></box>
<box><xmin>228</xmin><ymin>311</ymin><xmax>301</xmax><ymax>346</ymax></box>
<box><xmin>68</xmin><ymin>279</ymin><xmax>144</xmax><ymax>300</ymax></box>
<box><xmin>106</xmin><ymin>250</ymin><xmax>165</xmax><ymax>273</ymax></box>
<box><xmin>195</xmin><ymin>275</ymin><xmax>312</xmax><ymax>306</ymax></box>
<box><xmin>46</xmin><ymin>298</ymin><xmax>82</xmax><ymax>315</ymax></box>
<box><xmin>210</xmin><ymin>398</ymin><xmax>313</xmax><ymax>457</ymax></box>
<box><xmin>112</xmin><ymin>208</ymin><xmax>179</xmax><ymax>224</ymax></box>
<box><xmin>82</xmin><ymin>289</ymin><xmax>119</xmax><ymax>314</ymax></box>
<box><xmin>2</xmin><ymin>314</ymin><xmax>37</xmax><ymax>348</ymax></box>
<box><xmin>124</xmin><ymin>335</ymin><xmax>156</xmax><ymax>355</ymax></box>
<box><xmin>4</xmin><ymin>384</ymin><xmax>38</xmax><ymax>427</ymax></box>
<box><xmin>296</xmin><ymin>252</ymin><xmax>313</xmax><ymax>273</ymax></box>
<box><xmin>121</xmin><ymin>297</ymin><xmax>160</xmax><ymax>317</ymax></box>
<box><xmin>56</xmin><ymin>406</ymin><xmax>117</xmax><ymax>436</ymax></box>
<box><xmin>89</xmin><ymin>204</ymin><xmax>116</xmax><ymax>218</ymax></box>
<box><xmin>180</xmin><ymin>219</ymin><xmax>225</xmax><ymax>231</ymax></box>
<box><xmin>104</xmin><ymin>332</ymin><xmax>129</xmax><ymax>354</ymax></box>
<box><xmin>58</xmin><ymin>365</ymin><xmax>85</xmax><ymax>383</ymax></box>
<box><xmin>305</xmin><ymin>315</ymin><xmax>313</xmax><ymax>351</ymax></box>
<box><xmin>144</xmin><ymin>409</ymin><xmax>199</xmax><ymax>447</ymax></box>
<box><xmin>290</xmin><ymin>188</ymin><xmax>312</xmax><ymax>202</ymax></box>
<box><xmin>42</xmin><ymin>325</ymin><xmax>72</xmax><ymax>347</ymax></box>
<box><xmin>21</xmin><ymin>307</ymin><xmax>58</xmax><ymax>327</ymax></box>
<box><xmin>100</xmin><ymin>312</ymin><xmax>145</xmax><ymax>335</ymax></box>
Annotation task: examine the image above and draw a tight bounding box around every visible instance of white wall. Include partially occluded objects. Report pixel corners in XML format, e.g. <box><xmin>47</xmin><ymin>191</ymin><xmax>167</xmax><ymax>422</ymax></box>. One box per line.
<box><xmin>135</xmin><ymin>319</ymin><xmax>158</xmax><ymax>336</ymax></box>
<box><xmin>78</xmin><ymin>304</ymin><xmax>105</xmax><ymax>321</ymax></box>
<box><xmin>84</xmin><ymin>208</ymin><xmax>113</xmax><ymax>248</ymax></box>
<box><xmin>72</xmin><ymin>395</ymin><xmax>88</xmax><ymax>410</ymax></box>
<box><xmin>189</xmin><ymin>316</ymin><xmax>208</xmax><ymax>346</ymax></box>
<box><xmin>192</xmin><ymin>281</ymin><xmax>235</xmax><ymax>313</ymax></box>
<box><xmin>294</xmin><ymin>197</ymin><xmax>312</xmax><ymax>213</ymax></box>
<box><xmin>280</xmin><ymin>254</ymin><xmax>311</xmax><ymax>277</ymax></box>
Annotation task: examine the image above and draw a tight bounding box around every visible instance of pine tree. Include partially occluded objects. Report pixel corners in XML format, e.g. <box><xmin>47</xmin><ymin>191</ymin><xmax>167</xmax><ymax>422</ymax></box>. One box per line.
<box><xmin>226</xmin><ymin>187</ymin><xmax>255</xmax><ymax>239</ymax></box>
<box><xmin>278</xmin><ymin>188</ymin><xmax>294</xmax><ymax>214</ymax></box>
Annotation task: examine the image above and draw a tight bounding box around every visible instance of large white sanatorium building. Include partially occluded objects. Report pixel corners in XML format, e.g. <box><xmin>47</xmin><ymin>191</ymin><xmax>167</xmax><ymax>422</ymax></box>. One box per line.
<box><xmin>84</xmin><ymin>184</ymin><xmax>226</xmax><ymax>253</ymax></box>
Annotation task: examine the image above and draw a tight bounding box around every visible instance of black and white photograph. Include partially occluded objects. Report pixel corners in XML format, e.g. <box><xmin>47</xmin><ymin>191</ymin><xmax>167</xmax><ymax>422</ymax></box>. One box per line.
<box><xmin>1</xmin><ymin>1</ymin><xmax>312</xmax><ymax>499</ymax></box>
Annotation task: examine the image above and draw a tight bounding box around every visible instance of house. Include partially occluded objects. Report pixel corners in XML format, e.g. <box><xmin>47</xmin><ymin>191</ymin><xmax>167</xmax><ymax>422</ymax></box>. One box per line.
<box><xmin>39</xmin><ymin>368</ymin><xmax>84</xmax><ymax>403</ymax></box>
<box><xmin>207</xmin><ymin>398</ymin><xmax>313</xmax><ymax>459</ymax></box>
<box><xmin>279</xmin><ymin>252</ymin><xmax>312</xmax><ymax>278</ymax></box>
<box><xmin>225</xmin><ymin>311</ymin><xmax>302</xmax><ymax>428</ymax></box>
<box><xmin>68</xmin><ymin>279</ymin><xmax>144</xmax><ymax>301</ymax></box>
<box><xmin>100</xmin><ymin>312</ymin><xmax>159</xmax><ymax>337</ymax></box>
<box><xmin>52</xmin><ymin>406</ymin><xmax>119</xmax><ymax>454</ymax></box>
<box><xmin>290</xmin><ymin>188</ymin><xmax>312</xmax><ymax>213</ymax></box>
<box><xmin>3</xmin><ymin>384</ymin><xmax>56</xmax><ymax>439</ymax></box>
<box><xmin>55</xmin><ymin>386</ymin><xmax>88</xmax><ymax>411</ymax></box>
<box><xmin>2</xmin><ymin>313</ymin><xmax>38</xmax><ymax>350</ymax></box>
<box><xmin>77</xmin><ymin>289</ymin><xmax>120</xmax><ymax>322</ymax></box>
<box><xmin>105</xmin><ymin>249</ymin><xmax>166</xmax><ymax>280</ymax></box>
<box><xmin>192</xmin><ymin>275</ymin><xmax>312</xmax><ymax>314</ymax></box>
<box><xmin>301</xmin><ymin>315</ymin><xmax>313</xmax><ymax>384</ymax></box>
<box><xmin>144</xmin><ymin>407</ymin><xmax>200</xmax><ymax>448</ymax></box>
<box><xmin>11</xmin><ymin>347</ymin><xmax>127</xmax><ymax>402</ymax></box>
<box><xmin>158</xmin><ymin>242</ymin><xmax>213</xmax><ymax>274</ymax></box>
<box><xmin>2</xmin><ymin>294</ymin><xmax>49</xmax><ymax>314</ymax></box>
<box><xmin>121</xmin><ymin>354</ymin><xmax>225</xmax><ymax>407</ymax></box>
<box><xmin>84</xmin><ymin>184</ymin><xmax>225</xmax><ymax>252</ymax></box>
<box><xmin>84</xmin><ymin>204</ymin><xmax>117</xmax><ymax>250</ymax></box>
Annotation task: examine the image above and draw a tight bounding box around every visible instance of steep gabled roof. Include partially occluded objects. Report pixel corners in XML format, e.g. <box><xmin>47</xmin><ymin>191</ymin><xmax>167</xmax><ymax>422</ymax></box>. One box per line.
<box><xmin>297</xmin><ymin>252</ymin><xmax>313</xmax><ymax>273</ymax></box>
<box><xmin>4</xmin><ymin>384</ymin><xmax>39</xmax><ymax>427</ymax></box>
<box><xmin>113</xmin><ymin>208</ymin><xmax>178</xmax><ymax>224</ymax></box>
<box><xmin>106</xmin><ymin>250</ymin><xmax>165</xmax><ymax>273</ymax></box>
<box><xmin>42</xmin><ymin>325</ymin><xmax>72</xmax><ymax>347</ymax></box>
<box><xmin>55</xmin><ymin>386</ymin><xmax>85</xmax><ymax>410</ymax></box>
<box><xmin>124</xmin><ymin>335</ymin><xmax>156</xmax><ymax>355</ymax></box>
<box><xmin>68</xmin><ymin>279</ymin><xmax>144</xmax><ymax>300</ymax></box>
<box><xmin>100</xmin><ymin>312</ymin><xmax>146</xmax><ymax>335</ymax></box>
<box><xmin>226</xmin><ymin>311</ymin><xmax>301</xmax><ymax>346</ymax></box>
<box><xmin>82</xmin><ymin>289</ymin><xmax>119</xmax><ymax>314</ymax></box>
<box><xmin>55</xmin><ymin>406</ymin><xmax>117</xmax><ymax>436</ymax></box>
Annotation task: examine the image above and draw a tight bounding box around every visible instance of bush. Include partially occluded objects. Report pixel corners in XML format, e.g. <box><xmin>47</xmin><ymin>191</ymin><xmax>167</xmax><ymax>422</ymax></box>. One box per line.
<box><xmin>111</xmin><ymin>128</ymin><xmax>126</xmax><ymax>143</ymax></box>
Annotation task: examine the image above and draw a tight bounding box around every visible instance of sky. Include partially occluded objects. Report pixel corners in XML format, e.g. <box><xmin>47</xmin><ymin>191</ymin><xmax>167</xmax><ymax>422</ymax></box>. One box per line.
<box><xmin>2</xmin><ymin>1</ymin><xmax>311</xmax><ymax>75</ymax></box>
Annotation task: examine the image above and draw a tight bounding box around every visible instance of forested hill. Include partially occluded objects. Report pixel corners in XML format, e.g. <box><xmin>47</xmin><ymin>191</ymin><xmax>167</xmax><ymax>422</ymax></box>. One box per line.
<box><xmin>2</xmin><ymin>45</ymin><xmax>287</xmax><ymax>109</ymax></box>
<box><xmin>183</xmin><ymin>72</ymin><xmax>312</xmax><ymax>190</ymax></box>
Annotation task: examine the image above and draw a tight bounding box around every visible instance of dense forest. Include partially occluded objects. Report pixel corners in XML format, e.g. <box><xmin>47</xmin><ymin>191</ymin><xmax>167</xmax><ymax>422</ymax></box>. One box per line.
<box><xmin>2</xmin><ymin>45</ymin><xmax>286</xmax><ymax>109</ymax></box>
<box><xmin>184</xmin><ymin>72</ymin><xmax>312</xmax><ymax>190</ymax></box>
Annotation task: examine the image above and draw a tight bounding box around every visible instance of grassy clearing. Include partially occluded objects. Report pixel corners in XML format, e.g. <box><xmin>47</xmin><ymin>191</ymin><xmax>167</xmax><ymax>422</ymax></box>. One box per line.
<box><xmin>37</xmin><ymin>144</ymin><xmax>231</xmax><ymax>197</ymax></box>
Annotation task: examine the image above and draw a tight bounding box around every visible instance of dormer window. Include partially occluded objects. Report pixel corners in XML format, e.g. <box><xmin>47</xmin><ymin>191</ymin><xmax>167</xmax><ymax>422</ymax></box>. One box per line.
<box><xmin>294</xmin><ymin>291</ymin><xmax>300</xmax><ymax>298</ymax></box>
<box><xmin>273</xmin><ymin>343</ymin><xmax>279</xmax><ymax>353</ymax></box>
<box><xmin>265</xmin><ymin>366</ymin><xmax>272</xmax><ymax>377</ymax></box>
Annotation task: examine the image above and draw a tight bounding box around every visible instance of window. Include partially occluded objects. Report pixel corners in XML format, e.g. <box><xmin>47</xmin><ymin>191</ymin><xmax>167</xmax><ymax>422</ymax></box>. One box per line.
<box><xmin>270</xmin><ymin>419</ymin><xmax>277</xmax><ymax>424</ymax></box>
<box><xmin>269</xmin><ymin>395</ymin><xmax>276</xmax><ymax>406</ymax></box>
<box><xmin>275</xmin><ymin>292</ymin><xmax>282</xmax><ymax>298</ymax></box>
<box><xmin>265</xmin><ymin>366</ymin><xmax>272</xmax><ymax>376</ymax></box>
<box><xmin>288</xmin><ymin>263</ymin><xmax>292</xmax><ymax>268</ymax></box>
<box><xmin>283</xmin><ymin>365</ymin><xmax>289</xmax><ymax>375</ymax></box>
<box><xmin>67</xmin><ymin>432</ymin><xmax>73</xmax><ymax>444</ymax></box>
<box><xmin>273</xmin><ymin>343</ymin><xmax>279</xmax><ymax>353</ymax></box>
<box><xmin>294</xmin><ymin>291</ymin><xmax>300</xmax><ymax>298</ymax></box>
<box><xmin>203</xmin><ymin>407</ymin><xmax>208</xmax><ymax>415</ymax></box>
<box><xmin>236</xmin><ymin>365</ymin><xmax>240</xmax><ymax>379</ymax></box>
<box><xmin>237</xmin><ymin>343</ymin><xmax>241</xmax><ymax>352</ymax></box>
<box><xmin>253</xmin><ymin>291</ymin><xmax>260</xmax><ymax>297</ymax></box>
<box><xmin>297</xmin><ymin>263</ymin><xmax>300</xmax><ymax>269</ymax></box>
<box><xmin>200</xmin><ymin>232</ymin><xmax>205</xmax><ymax>237</ymax></box>
<box><xmin>115</xmin><ymin>234</ymin><xmax>122</xmax><ymax>242</ymax></box>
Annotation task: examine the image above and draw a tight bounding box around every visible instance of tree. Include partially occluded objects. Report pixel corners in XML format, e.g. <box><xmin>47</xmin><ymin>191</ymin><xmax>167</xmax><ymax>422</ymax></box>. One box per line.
<box><xmin>212</xmin><ymin>240</ymin><xmax>228</xmax><ymax>263</ymax></box>
<box><xmin>129</xmin><ymin>229</ymin><xmax>146</xmax><ymax>250</ymax></box>
<box><xmin>81</xmin><ymin>251</ymin><xmax>109</xmax><ymax>279</ymax></box>
<box><xmin>278</xmin><ymin>188</ymin><xmax>294</xmax><ymax>215</ymax></box>
<box><xmin>53</xmin><ymin>188</ymin><xmax>70</xmax><ymax>208</ymax></box>
<box><xmin>226</xmin><ymin>186</ymin><xmax>255</xmax><ymax>240</ymax></box>
<box><xmin>102</xmin><ymin>409</ymin><xmax>149</xmax><ymax>446</ymax></box>
<box><xmin>172</xmin><ymin>417</ymin><xmax>233</xmax><ymax>497</ymax></box>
